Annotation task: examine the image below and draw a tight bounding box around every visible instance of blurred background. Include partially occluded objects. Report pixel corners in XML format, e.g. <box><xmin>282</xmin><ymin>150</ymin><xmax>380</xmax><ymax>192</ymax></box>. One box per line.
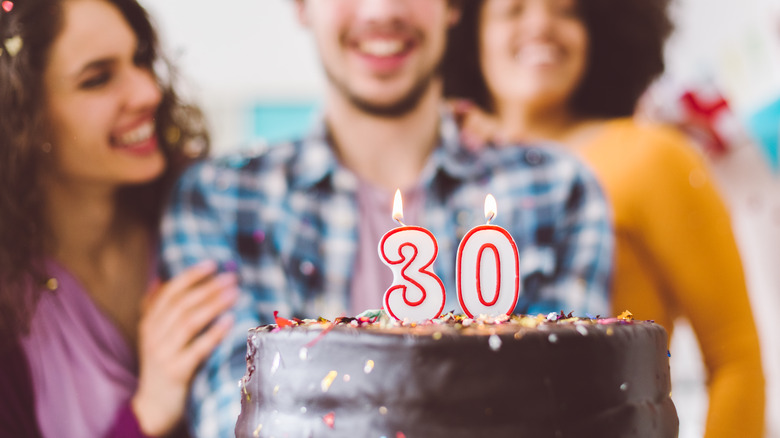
<box><xmin>139</xmin><ymin>1</ymin><xmax>779</xmax><ymax>436</ymax></box>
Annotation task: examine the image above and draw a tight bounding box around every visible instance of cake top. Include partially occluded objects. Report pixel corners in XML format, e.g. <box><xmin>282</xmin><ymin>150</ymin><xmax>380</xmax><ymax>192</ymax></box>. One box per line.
<box><xmin>254</xmin><ymin>309</ymin><xmax>646</xmax><ymax>337</ymax></box>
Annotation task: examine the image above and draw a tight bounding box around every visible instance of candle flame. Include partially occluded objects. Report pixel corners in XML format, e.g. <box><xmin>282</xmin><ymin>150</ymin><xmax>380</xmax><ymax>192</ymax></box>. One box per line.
<box><xmin>484</xmin><ymin>194</ymin><xmax>497</xmax><ymax>224</ymax></box>
<box><xmin>392</xmin><ymin>189</ymin><xmax>406</xmax><ymax>226</ymax></box>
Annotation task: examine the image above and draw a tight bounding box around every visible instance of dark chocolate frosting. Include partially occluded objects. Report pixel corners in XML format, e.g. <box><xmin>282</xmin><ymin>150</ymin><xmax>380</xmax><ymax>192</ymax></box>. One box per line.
<box><xmin>236</xmin><ymin>313</ymin><xmax>678</xmax><ymax>438</ymax></box>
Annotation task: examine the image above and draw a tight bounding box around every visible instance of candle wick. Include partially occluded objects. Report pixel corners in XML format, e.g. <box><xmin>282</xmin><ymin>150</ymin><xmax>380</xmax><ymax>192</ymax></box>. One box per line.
<box><xmin>486</xmin><ymin>212</ymin><xmax>495</xmax><ymax>225</ymax></box>
<box><xmin>394</xmin><ymin>217</ymin><xmax>407</xmax><ymax>227</ymax></box>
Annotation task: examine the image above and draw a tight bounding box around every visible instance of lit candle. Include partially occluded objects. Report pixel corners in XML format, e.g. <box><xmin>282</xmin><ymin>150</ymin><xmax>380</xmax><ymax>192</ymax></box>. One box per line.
<box><xmin>456</xmin><ymin>194</ymin><xmax>520</xmax><ymax>318</ymax></box>
<box><xmin>378</xmin><ymin>190</ymin><xmax>446</xmax><ymax>322</ymax></box>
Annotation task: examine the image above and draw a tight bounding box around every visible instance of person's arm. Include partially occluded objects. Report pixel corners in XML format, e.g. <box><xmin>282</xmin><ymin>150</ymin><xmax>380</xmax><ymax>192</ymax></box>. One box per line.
<box><xmin>631</xmin><ymin>133</ymin><xmax>765</xmax><ymax>438</ymax></box>
<box><xmin>159</xmin><ymin>161</ymin><xmax>262</xmax><ymax>438</ymax></box>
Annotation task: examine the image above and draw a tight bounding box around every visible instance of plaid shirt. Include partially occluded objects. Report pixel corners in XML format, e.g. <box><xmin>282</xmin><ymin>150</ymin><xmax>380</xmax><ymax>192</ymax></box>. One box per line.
<box><xmin>159</xmin><ymin>111</ymin><xmax>613</xmax><ymax>437</ymax></box>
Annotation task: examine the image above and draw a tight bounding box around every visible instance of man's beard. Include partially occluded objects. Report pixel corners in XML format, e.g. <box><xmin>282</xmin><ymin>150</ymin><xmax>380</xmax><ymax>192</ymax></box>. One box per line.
<box><xmin>324</xmin><ymin>66</ymin><xmax>440</xmax><ymax>118</ymax></box>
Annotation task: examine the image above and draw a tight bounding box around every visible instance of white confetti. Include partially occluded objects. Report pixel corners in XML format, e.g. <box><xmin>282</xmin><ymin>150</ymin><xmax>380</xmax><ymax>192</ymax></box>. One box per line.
<box><xmin>488</xmin><ymin>334</ymin><xmax>502</xmax><ymax>351</ymax></box>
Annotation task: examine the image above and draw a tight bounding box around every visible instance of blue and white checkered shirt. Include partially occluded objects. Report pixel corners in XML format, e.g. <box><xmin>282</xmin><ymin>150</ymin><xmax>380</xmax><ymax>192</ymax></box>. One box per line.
<box><xmin>159</xmin><ymin>110</ymin><xmax>613</xmax><ymax>437</ymax></box>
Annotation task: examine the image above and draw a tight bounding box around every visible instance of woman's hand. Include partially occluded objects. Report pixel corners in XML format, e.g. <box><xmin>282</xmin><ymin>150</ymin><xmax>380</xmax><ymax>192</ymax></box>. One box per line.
<box><xmin>448</xmin><ymin>99</ymin><xmax>511</xmax><ymax>150</ymax></box>
<box><xmin>132</xmin><ymin>260</ymin><xmax>238</xmax><ymax>436</ymax></box>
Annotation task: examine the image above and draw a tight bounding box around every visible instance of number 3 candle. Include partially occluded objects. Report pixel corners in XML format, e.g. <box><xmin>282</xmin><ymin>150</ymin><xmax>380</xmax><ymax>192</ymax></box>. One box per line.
<box><xmin>378</xmin><ymin>190</ymin><xmax>446</xmax><ymax>322</ymax></box>
<box><xmin>456</xmin><ymin>194</ymin><xmax>520</xmax><ymax>318</ymax></box>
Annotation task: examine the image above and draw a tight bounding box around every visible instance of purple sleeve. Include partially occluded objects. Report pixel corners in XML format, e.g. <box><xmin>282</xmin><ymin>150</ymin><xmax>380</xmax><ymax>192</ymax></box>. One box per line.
<box><xmin>104</xmin><ymin>401</ymin><xmax>191</xmax><ymax>438</ymax></box>
<box><xmin>0</xmin><ymin>340</ymin><xmax>42</xmax><ymax>437</ymax></box>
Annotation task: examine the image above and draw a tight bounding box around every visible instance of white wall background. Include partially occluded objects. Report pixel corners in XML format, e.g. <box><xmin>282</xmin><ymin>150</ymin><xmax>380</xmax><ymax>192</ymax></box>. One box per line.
<box><xmin>138</xmin><ymin>1</ymin><xmax>780</xmax><ymax>437</ymax></box>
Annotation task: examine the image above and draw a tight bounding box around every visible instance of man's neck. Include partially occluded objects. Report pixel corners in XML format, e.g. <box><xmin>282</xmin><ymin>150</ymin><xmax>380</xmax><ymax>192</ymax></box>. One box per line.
<box><xmin>325</xmin><ymin>81</ymin><xmax>442</xmax><ymax>192</ymax></box>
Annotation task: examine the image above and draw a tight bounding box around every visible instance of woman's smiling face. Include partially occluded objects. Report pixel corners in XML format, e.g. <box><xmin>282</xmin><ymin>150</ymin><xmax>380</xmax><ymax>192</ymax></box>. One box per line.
<box><xmin>43</xmin><ymin>0</ymin><xmax>165</xmax><ymax>189</ymax></box>
<box><xmin>478</xmin><ymin>0</ymin><xmax>589</xmax><ymax>114</ymax></box>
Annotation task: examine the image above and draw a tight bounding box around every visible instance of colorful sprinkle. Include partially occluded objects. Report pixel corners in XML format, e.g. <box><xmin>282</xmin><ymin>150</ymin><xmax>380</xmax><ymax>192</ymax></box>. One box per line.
<box><xmin>299</xmin><ymin>347</ymin><xmax>309</xmax><ymax>360</ymax></box>
<box><xmin>617</xmin><ymin>310</ymin><xmax>634</xmax><ymax>321</ymax></box>
<box><xmin>620</xmin><ymin>383</ymin><xmax>629</xmax><ymax>391</ymax></box>
<box><xmin>364</xmin><ymin>359</ymin><xmax>375</xmax><ymax>374</ymax></box>
<box><xmin>396</xmin><ymin>432</ymin><xmax>406</xmax><ymax>438</ymax></box>
<box><xmin>343</xmin><ymin>374</ymin><xmax>351</xmax><ymax>382</ymax></box>
<box><xmin>576</xmin><ymin>325</ymin><xmax>589</xmax><ymax>336</ymax></box>
<box><xmin>270</xmin><ymin>352</ymin><xmax>281</xmax><ymax>375</ymax></box>
<box><xmin>379</xmin><ymin>406</ymin><xmax>388</xmax><ymax>415</ymax></box>
<box><xmin>300</xmin><ymin>406</ymin><xmax>307</xmax><ymax>414</ymax></box>
<box><xmin>273</xmin><ymin>385</ymin><xmax>280</xmax><ymax>396</ymax></box>
<box><xmin>274</xmin><ymin>311</ymin><xmax>294</xmax><ymax>328</ymax></box>
<box><xmin>252</xmin><ymin>424</ymin><xmax>263</xmax><ymax>437</ymax></box>
<box><xmin>432</xmin><ymin>331</ymin><xmax>443</xmax><ymax>340</ymax></box>
<box><xmin>45</xmin><ymin>278</ymin><xmax>58</xmax><ymax>291</ymax></box>
<box><xmin>1</xmin><ymin>1</ymin><xmax>13</xmax><ymax>12</ymax></box>
<box><xmin>323</xmin><ymin>412</ymin><xmax>335</xmax><ymax>429</ymax></box>
<box><xmin>321</xmin><ymin>370</ymin><xmax>338</xmax><ymax>392</ymax></box>
<box><xmin>548</xmin><ymin>334</ymin><xmax>558</xmax><ymax>343</ymax></box>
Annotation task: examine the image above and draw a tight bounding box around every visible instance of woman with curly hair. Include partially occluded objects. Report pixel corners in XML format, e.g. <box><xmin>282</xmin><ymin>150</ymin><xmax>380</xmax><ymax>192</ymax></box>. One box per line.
<box><xmin>0</xmin><ymin>0</ymin><xmax>238</xmax><ymax>436</ymax></box>
<box><xmin>442</xmin><ymin>0</ymin><xmax>765</xmax><ymax>436</ymax></box>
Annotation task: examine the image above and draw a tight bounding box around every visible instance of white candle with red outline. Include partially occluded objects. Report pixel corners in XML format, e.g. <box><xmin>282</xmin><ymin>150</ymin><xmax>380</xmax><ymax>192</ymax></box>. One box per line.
<box><xmin>378</xmin><ymin>190</ymin><xmax>446</xmax><ymax>322</ymax></box>
<box><xmin>456</xmin><ymin>194</ymin><xmax>520</xmax><ymax>318</ymax></box>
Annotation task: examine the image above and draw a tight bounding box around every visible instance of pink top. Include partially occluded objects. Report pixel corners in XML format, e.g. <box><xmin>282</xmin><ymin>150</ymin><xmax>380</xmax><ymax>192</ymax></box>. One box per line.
<box><xmin>20</xmin><ymin>260</ymin><xmax>141</xmax><ymax>437</ymax></box>
<box><xmin>349</xmin><ymin>181</ymin><xmax>424</xmax><ymax>315</ymax></box>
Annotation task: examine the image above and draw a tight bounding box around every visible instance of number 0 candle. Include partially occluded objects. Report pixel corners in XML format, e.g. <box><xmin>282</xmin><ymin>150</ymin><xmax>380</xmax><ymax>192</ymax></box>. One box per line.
<box><xmin>378</xmin><ymin>190</ymin><xmax>446</xmax><ymax>322</ymax></box>
<box><xmin>456</xmin><ymin>194</ymin><xmax>520</xmax><ymax>318</ymax></box>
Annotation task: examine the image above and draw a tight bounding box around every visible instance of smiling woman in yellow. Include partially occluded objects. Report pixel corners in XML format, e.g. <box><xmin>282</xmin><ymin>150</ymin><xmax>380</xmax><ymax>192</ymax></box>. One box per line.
<box><xmin>442</xmin><ymin>0</ymin><xmax>766</xmax><ymax>436</ymax></box>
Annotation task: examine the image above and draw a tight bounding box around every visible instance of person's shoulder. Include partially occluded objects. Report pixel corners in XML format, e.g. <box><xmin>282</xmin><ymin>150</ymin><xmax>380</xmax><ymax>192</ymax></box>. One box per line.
<box><xmin>179</xmin><ymin>139</ymin><xmax>304</xmax><ymax>185</ymax></box>
<box><xmin>603</xmin><ymin>118</ymin><xmax>697</xmax><ymax>159</ymax></box>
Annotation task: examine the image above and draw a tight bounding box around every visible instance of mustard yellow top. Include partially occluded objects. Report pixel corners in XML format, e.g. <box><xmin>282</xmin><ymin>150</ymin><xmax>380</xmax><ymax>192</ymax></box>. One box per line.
<box><xmin>578</xmin><ymin>118</ymin><xmax>765</xmax><ymax>437</ymax></box>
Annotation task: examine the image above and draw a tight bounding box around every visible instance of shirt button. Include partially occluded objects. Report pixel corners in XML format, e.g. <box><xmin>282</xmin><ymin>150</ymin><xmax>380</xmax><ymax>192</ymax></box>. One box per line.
<box><xmin>299</xmin><ymin>260</ymin><xmax>316</xmax><ymax>276</ymax></box>
<box><xmin>525</xmin><ymin>148</ymin><xmax>543</xmax><ymax>165</ymax></box>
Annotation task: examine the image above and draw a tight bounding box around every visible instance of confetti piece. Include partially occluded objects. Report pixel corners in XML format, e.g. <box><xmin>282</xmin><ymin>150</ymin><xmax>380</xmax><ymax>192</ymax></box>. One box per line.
<box><xmin>364</xmin><ymin>360</ymin><xmax>375</xmax><ymax>374</ymax></box>
<box><xmin>323</xmin><ymin>412</ymin><xmax>335</xmax><ymax>429</ymax></box>
<box><xmin>1</xmin><ymin>1</ymin><xmax>13</xmax><ymax>12</ymax></box>
<box><xmin>321</xmin><ymin>370</ymin><xmax>338</xmax><ymax>392</ymax></box>
<box><xmin>305</xmin><ymin>322</ymin><xmax>336</xmax><ymax>348</ymax></box>
<box><xmin>274</xmin><ymin>311</ymin><xmax>294</xmax><ymax>328</ymax></box>
<box><xmin>488</xmin><ymin>334</ymin><xmax>502</xmax><ymax>351</ymax></box>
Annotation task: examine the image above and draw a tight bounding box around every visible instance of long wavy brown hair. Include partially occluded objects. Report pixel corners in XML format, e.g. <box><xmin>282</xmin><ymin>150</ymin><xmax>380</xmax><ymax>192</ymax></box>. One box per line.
<box><xmin>0</xmin><ymin>0</ymin><xmax>210</xmax><ymax>343</ymax></box>
<box><xmin>443</xmin><ymin>0</ymin><xmax>674</xmax><ymax>118</ymax></box>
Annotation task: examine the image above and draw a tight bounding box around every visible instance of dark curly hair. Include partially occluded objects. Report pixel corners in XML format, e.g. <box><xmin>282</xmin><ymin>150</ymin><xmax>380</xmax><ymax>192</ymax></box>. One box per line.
<box><xmin>0</xmin><ymin>0</ymin><xmax>210</xmax><ymax>341</ymax></box>
<box><xmin>443</xmin><ymin>0</ymin><xmax>674</xmax><ymax>118</ymax></box>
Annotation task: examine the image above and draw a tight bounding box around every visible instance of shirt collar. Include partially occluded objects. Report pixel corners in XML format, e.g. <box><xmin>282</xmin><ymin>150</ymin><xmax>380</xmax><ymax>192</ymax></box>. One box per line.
<box><xmin>288</xmin><ymin>106</ymin><xmax>485</xmax><ymax>191</ymax></box>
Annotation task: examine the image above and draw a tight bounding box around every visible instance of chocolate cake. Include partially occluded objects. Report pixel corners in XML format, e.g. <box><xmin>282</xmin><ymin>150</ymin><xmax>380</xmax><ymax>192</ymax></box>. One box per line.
<box><xmin>235</xmin><ymin>312</ymin><xmax>678</xmax><ymax>438</ymax></box>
